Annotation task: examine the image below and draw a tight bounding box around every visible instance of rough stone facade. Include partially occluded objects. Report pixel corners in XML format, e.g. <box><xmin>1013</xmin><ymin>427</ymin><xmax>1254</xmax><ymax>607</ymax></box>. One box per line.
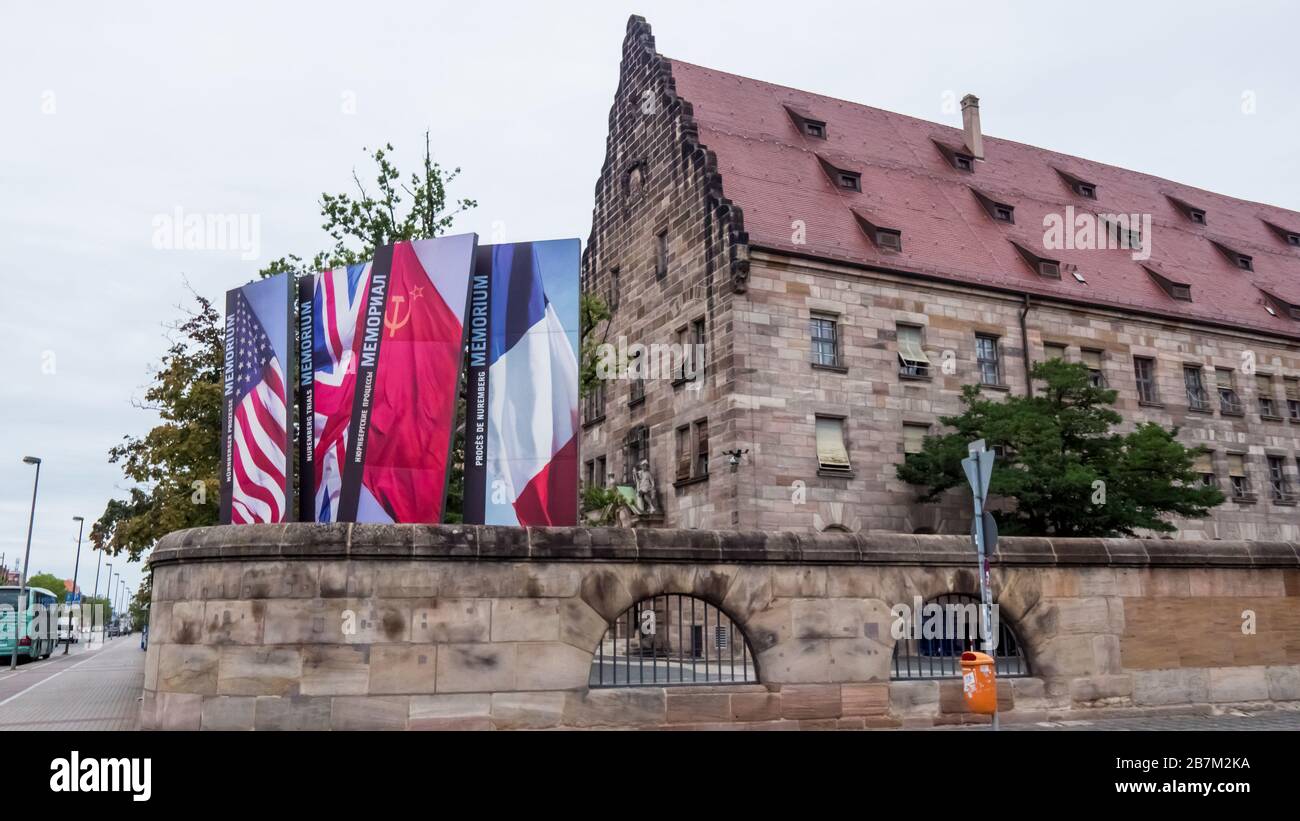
<box><xmin>579</xmin><ymin>17</ymin><xmax>1300</xmax><ymax>539</ymax></box>
<box><xmin>580</xmin><ymin>16</ymin><xmax>750</xmax><ymax>529</ymax></box>
<box><xmin>733</xmin><ymin>252</ymin><xmax>1300</xmax><ymax>539</ymax></box>
<box><xmin>141</xmin><ymin>524</ymin><xmax>1300</xmax><ymax>730</ymax></box>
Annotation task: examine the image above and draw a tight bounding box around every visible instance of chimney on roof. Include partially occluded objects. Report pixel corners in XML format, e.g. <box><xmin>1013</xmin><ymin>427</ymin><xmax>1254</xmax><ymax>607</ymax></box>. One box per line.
<box><xmin>961</xmin><ymin>94</ymin><xmax>984</xmax><ymax>160</ymax></box>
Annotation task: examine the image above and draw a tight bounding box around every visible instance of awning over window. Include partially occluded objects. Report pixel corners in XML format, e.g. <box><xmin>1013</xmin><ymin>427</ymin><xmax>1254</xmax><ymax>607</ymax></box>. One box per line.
<box><xmin>1227</xmin><ymin>453</ymin><xmax>1246</xmax><ymax>477</ymax></box>
<box><xmin>896</xmin><ymin>325</ymin><xmax>930</xmax><ymax>366</ymax></box>
<box><xmin>816</xmin><ymin>417</ymin><xmax>851</xmax><ymax>469</ymax></box>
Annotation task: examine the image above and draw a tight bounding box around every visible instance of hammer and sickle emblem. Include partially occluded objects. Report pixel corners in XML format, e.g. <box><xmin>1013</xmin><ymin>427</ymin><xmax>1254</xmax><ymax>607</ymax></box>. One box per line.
<box><xmin>384</xmin><ymin>286</ymin><xmax>424</xmax><ymax>337</ymax></box>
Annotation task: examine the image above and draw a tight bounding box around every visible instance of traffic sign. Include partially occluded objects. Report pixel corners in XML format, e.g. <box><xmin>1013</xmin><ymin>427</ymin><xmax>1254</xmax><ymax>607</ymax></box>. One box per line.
<box><xmin>961</xmin><ymin>449</ymin><xmax>994</xmax><ymax>506</ymax></box>
<box><xmin>970</xmin><ymin>511</ymin><xmax>998</xmax><ymax>553</ymax></box>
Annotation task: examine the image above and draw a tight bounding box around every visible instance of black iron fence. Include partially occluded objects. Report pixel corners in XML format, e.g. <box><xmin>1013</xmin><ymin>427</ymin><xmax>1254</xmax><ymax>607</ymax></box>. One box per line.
<box><xmin>890</xmin><ymin>593</ymin><xmax>1030</xmax><ymax>680</ymax></box>
<box><xmin>589</xmin><ymin>594</ymin><xmax>757</xmax><ymax>687</ymax></box>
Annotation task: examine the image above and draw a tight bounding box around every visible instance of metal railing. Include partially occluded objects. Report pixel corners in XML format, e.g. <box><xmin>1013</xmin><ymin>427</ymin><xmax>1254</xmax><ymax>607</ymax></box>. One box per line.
<box><xmin>589</xmin><ymin>594</ymin><xmax>757</xmax><ymax>687</ymax></box>
<box><xmin>891</xmin><ymin>593</ymin><xmax>1030</xmax><ymax>680</ymax></box>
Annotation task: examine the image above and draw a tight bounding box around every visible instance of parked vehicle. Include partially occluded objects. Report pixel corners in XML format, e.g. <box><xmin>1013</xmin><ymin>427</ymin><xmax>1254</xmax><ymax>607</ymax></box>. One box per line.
<box><xmin>57</xmin><ymin>613</ymin><xmax>80</xmax><ymax>643</ymax></box>
<box><xmin>0</xmin><ymin>586</ymin><xmax>59</xmax><ymax>661</ymax></box>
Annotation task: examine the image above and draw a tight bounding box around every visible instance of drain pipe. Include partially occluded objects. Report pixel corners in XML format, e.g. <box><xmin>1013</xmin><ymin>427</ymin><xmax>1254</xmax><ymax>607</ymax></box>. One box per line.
<box><xmin>1020</xmin><ymin>294</ymin><xmax>1033</xmax><ymax>397</ymax></box>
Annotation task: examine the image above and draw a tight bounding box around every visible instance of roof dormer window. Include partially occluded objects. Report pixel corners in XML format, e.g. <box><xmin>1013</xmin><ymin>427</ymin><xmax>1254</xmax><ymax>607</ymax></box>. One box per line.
<box><xmin>972</xmin><ymin>188</ymin><xmax>1015</xmax><ymax>224</ymax></box>
<box><xmin>1211</xmin><ymin>240</ymin><xmax>1254</xmax><ymax>271</ymax></box>
<box><xmin>1288</xmin><ymin>233</ymin><xmax>1300</xmax><ymax>246</ymax></box>
<box><xmin>852</xmin><ymin>211</ymin><xmax>902</xmax><ymax>253</ymax></box>
<box><xmin>1054</xmin><ymin>168</ymin><xmax>1098</xmax><ymax>200</ymax></box>
<box><xmin>837</xmin><ymin>171</ymin><xmax>861</xmax><ymax>191</ymax></box>
<box><xmin>1168</xmin><ymin>195</ymin><xmax>1206</xmax><ymax>225</ymax></box>
<box><xmin>1010</xmin><ymin>240</ymin><xmax>1060</xmax><ymax>279</ymax></box>
<box><xmin>1144</xmin><ymin>265</ymin><xmax>1193</xmax><ymax>302</ymax></box>
<box><xmin>954</xmin><ymin>154</ymin><xmax>974</xmax><ymax>172</ymax></box>
<box><xmin>785</xmin><ymin>105</ymin><xmax>827</xmax><ymax>141</ymax></box>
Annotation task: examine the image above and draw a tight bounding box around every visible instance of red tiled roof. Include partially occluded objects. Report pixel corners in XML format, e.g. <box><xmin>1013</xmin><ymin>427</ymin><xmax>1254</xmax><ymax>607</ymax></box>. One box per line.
<box><xmin>667</xmin><ymin>59</ymin><xmax>1300</xmax><ymax>338</ymax></box>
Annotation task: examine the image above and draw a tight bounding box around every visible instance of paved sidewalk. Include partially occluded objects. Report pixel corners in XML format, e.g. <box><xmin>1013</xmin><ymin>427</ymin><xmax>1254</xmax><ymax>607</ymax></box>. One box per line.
<box><xmin>933</xmin><ymin>710</ymin><xmax>1300</xmax><ymax>731</ymax></box>
<box><xmin>0</xmin><ymin>636</ymin><xmax>145</xmax><ymax>730</ymax></box>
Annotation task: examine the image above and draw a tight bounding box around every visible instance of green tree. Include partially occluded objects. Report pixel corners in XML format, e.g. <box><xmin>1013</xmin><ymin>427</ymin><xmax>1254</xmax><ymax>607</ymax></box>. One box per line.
<box><xmin>23</xmin><ymin>571</ymin><xmax>66</xmax><ymax>598</ymax></box>
<box><xmin>896</xmin><ymin>359</ymin><xmax>1225</xmax><ymax>537</ymax></box>
<box><xmin>93</xmin><ymin>136</ymin><xmax>475</xmax><ymax>555</ymax></box>
<box><xmin>127</xmin><ymin>576</ymin><xmax>152</xmax><ymax>631</ymax></box>
<box><xmin>579</xmin><ymin>291</ymin><xmax>611</xmax><ymax>399</ymax></box>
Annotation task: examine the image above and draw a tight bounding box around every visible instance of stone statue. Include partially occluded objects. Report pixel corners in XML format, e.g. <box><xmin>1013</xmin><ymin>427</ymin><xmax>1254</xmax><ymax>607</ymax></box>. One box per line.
<box><xmin>633</xmin><ymin>459</ymin><xmax>660</xmax><ymax>515</ymax></box>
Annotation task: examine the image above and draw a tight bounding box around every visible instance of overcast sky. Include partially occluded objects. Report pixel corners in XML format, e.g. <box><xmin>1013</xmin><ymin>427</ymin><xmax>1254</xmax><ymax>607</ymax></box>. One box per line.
<box><xmin>2</xmin><ymin>0</ymin><xmax>1297</xmax><ymax>595</ymax></box>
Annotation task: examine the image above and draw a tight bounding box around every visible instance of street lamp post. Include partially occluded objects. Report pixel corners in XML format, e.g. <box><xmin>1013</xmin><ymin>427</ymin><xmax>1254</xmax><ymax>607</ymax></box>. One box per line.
<box><xmin>63</xmin><ymin>516</ymin><xmax>84</xmax><ymax>655</ymax></box>
<box><xmin>10</xmin><ymin>456</ymin><xmax>42</xmax><ymax>671</ymax></box>
<box><xmin>103</xmin><ymin>563</ymin><xmax>112</xmax><ymax>639</ymax></box>
<box><xmin>111</xmin><ymin>573</ymin><xmax>120</xmax><ymax>635</ymax></box>
<box><xmin>91</xmin><ymin>549</ymin><xmax>103</xmax><ymax>640</ymax></box>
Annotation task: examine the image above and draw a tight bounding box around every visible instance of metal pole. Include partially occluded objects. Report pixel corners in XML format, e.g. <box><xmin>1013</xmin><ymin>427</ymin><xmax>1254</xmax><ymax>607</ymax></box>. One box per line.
<box><xmin>11</xmin><ymin>457</ymin><xmax>41</xmax><ymax>671</ymax></box>
<box><xmin>112</xmin><ymin>574</ymin><xmax>120</xmax><ymax>634</ymax></box>
<box><xmin>63</xmin><ymin>516</ymin><xmax>84</xmax><ymax>655</ymax></box>
<box><xmin>966</xmin><ymin>442</ymin><xmax>999</xmax><ymax>732</ymax></box>
<box><xmin>972</xmin><ymin>477</ymin><xmax>998</xmax><ymax>731</ymax></box>
<box><xmin>104</xmin><ymin>564</ymin><xmax>113</xmax><ymax>638</ymax></box>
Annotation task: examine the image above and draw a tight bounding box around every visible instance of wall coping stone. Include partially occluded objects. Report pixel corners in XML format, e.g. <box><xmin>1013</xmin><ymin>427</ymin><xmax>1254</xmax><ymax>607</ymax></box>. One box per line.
<box><xmin>149</xmin><ymin>525</ymin><xmax>1300</xmax><ymax>570</ymax></box>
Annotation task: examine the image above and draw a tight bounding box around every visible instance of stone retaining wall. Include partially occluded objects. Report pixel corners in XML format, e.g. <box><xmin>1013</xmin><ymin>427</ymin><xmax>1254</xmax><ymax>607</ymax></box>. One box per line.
<box><xmin>140</xmin><ymin>525</ymin><xmax>1300</xmax><ymax>730</ymax></box>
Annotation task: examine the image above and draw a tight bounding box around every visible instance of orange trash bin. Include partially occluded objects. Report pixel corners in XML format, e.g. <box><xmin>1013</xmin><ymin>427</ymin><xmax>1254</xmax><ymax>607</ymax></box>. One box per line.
<box><xmin>960</xmin><ymin>651</ymin><xmax>998</xmax><ymax>715</ymax></box>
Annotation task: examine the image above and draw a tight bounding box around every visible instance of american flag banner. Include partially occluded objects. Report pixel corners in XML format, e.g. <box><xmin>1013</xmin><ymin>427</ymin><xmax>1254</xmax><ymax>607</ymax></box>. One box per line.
<box><xmin>219</xmin><ymin>273</ymin><xmax>294</xmax><ymax>524</ymax></box>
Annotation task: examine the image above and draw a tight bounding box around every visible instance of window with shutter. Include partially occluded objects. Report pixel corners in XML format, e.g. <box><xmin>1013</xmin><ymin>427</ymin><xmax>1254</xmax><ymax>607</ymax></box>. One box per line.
<box><xmin>903</xmin><ymin>424</ymin><xmax>928</xmax><ymax>455</ymax></box>
<box><xmin>695</xmin><ymin>420</ymin><xmax>709</xmax><ymax>477</ymax></box>
<box><xmin>816</xmin><ymin>417</ymin><xmax>851</xmax><ymax>472</ymax></box>
<box><xmin>675</xmin><ymin>426</ymin><xmax>691</xmax><ymax>481</ymax></box>
<box><xmin>1227</xmin><ymin>453</ymin><xmax>1252</xmax><ymax>499</ymax></box>
<box><xmin>1193</xmin><ymin>451</ymin><xmax>1217</xmax><ymax>488</ymax></box>
<box><xmin>1216</xmin><ymin>369</ymin><xmax>1242</xmax><ymax>414</ymax></box>
<box><xmin>897</xmin><ymin>325</ymin><xmax>931</xmax><ymax>378</ymax></box>
<box><xmin>1081</xmin><ymin>349</ymin><xmax>1105</xmax><ymax>387</ymax></box>
<box><xmin>1257</xmin><ymin>374</ymin><xmax>1278</xmax><ymax>417</ymax></box>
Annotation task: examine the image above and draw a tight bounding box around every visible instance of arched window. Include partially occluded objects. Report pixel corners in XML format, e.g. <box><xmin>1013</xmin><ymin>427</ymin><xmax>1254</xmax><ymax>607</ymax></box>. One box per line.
<box><xmin>589</xmin><ymin>594</ymin><xmax>757</xmax><ymax>687</ymax></box>
<box><xmin>890</xmin><ymin>593</ymin><xmax>1029</xmax><ymax>679</ymax></box>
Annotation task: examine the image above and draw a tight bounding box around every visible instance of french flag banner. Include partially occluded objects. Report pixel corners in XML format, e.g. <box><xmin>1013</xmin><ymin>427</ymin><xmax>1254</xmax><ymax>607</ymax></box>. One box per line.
<box><xmin>464</xmin><ymin>240</ymin><xmax>581</xmax><ymax>526</ymax></box>
<box><xmin>307</xmin><ymin>233</ymin><xmax>478</xmax><ymax>523</ymax></box>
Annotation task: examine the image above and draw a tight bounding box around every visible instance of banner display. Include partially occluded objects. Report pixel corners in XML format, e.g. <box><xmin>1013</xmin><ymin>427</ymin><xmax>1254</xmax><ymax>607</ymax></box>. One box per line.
<box><xmin>463</xmin><ymin>239</ymin><xmax>581</xmax><ymax>526</ymax></box>
<box><xmin>306</xmin><ymin>234</ymin><xmax>478</xmax><ymax>523</ymax></box>
<box><xmin>219</xmin><ymin>273</ymin><xmax>294</xmax><ymax>524</ymax></box>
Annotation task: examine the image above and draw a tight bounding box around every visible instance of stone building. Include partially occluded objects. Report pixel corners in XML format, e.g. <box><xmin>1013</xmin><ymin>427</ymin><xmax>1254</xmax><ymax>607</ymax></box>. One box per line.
<box><xmin>580</xmin><ymin>16</ymin><xmax>1300</xmax><ymax>541</ymax></box>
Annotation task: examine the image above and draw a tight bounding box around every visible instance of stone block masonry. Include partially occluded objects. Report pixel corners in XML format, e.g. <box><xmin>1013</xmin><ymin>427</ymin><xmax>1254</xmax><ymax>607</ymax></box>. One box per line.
<box><xmin>140</xmin><ymin>523</ymin><xmax>1300</xmax><ymax>730</ymax></box>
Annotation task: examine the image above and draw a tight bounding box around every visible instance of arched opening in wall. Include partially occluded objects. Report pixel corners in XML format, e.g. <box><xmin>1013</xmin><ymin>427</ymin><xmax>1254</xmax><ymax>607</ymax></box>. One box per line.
<box><xmin>822</xmin><ymin>524</ymin><xmax>850</xmax><ymax>533</ymax></box>
<box><xmin>890</xmin><ymin>593</ymin><xmax>1029</xmax><ymax>680</ymax></box>
<box><xmin>589</xmin><ymin>594</ymin><xmax>757</xmax><ymax>687</ymax></box>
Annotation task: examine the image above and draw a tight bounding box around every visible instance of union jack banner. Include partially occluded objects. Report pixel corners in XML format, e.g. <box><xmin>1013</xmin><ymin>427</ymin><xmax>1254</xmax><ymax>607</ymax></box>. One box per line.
<box><xmin>306</xmin><ymin>262</ymin><xmax>372</xmax><ymax>521</ymax></box>
<box><xmin>219</xmin><ymin>273</ymin><xmax>294</xmax><ymax>524</ymax></box>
